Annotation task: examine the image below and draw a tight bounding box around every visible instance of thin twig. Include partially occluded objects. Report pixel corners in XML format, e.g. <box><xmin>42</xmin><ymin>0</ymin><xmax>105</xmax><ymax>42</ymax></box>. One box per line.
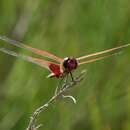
<box><xmin>26</xmin><ymin>70</ymin><xmax>86</xmax><ymax>130</ymax></box>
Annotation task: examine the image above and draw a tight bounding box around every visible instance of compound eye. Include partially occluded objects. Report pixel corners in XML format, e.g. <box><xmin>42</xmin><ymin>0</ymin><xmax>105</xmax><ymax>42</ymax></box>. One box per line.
<box><xmin>68</xmin><ymin>58</ymin><xmax>78</xmax><ymax>70</ymax></box>
<box><xmin>63</xmin><ymin>57</ymin><xmax>78</xmax><ymax>71</ymax></box>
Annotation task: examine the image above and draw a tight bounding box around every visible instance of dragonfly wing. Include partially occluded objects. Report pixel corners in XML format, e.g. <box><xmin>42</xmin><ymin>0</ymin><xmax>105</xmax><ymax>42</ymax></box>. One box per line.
<box><xmin>0</xmin><ymin>36</ymin><xmax>63</xmax><ymax>63</ymax></box>
<box><xmin>78</xmin><ymin>52</ymin><xmax>119</xmax><ymax>65</ymax></box>
<box><xmin>0</xmin><ymin>48</ymin><xmax>53</xmax><ymax>70</ymax></box>
<box><xmin>77</xmin><ymin>44</ymin><xmax>130</xmax><ymax>61</ymax></box>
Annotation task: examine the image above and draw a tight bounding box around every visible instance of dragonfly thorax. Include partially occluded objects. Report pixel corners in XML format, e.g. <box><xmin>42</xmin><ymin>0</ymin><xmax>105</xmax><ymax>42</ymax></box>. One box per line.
<box><xmin>63</xmin><ymin>57</ymin><xmax>78</xmax><ymax>72</ymax></box>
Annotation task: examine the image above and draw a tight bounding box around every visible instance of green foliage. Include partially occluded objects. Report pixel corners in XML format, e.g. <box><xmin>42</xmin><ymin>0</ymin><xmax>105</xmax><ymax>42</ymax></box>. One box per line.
<box><xmin>0</xmin><ymin>0</ymin><xmax>130</xmax><ymax>130</ymax></box>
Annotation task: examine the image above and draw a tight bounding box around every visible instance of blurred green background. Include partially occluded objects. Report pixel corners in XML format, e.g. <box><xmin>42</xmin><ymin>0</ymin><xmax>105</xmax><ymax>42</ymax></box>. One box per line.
<box><xmin>0</xmin><ymin>0</ymin><xmax>130</xmax><ymax>130</ymax></box>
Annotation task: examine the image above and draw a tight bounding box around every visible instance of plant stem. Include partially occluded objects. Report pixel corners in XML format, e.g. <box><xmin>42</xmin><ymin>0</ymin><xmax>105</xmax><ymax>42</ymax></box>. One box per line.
<box><xmin>26</xmin><ymin>70</ymin><xmax>86</xmax><ymax>130</ymax></box>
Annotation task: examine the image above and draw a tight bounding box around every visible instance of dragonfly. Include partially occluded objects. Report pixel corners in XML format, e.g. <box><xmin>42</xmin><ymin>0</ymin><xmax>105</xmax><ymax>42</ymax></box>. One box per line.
<box><xmin>0</xmin><ymin>36</ymin><xmax>130</xmax><ymax>81</ymax></box>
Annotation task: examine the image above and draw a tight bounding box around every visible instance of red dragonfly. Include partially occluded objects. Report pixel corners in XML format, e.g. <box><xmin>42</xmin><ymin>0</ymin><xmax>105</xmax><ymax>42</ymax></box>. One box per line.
<box><xmin>0</xmin><ymin>36</ymin><xmax>130</xmax><ymax>80</ymax></box>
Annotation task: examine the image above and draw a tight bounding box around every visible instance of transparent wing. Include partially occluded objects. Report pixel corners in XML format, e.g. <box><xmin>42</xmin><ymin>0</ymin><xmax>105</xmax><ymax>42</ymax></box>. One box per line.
<box><xmin>0</xmin><ymin>36</ymin><xmax>63</xmax><ymax>63</ymax></box>
<box><xmin>78</xmin><ymin>52</ymin><xmax>119</xmax><ymax>65</ymax></box>
<box><xmin>0</xmin><ymin>48</ymin><xmax>56</xmax><ymax>70</ymax></box>
<box><xmin>77</xmin><ymin>44</ymin><xmax>130</xmax><ymax>61</ymax></box>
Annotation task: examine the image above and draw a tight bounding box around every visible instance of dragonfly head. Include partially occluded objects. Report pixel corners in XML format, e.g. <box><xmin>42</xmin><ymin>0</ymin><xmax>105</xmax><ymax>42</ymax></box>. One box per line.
<box><xmin>62</xmin><ymin>57</ymin><xmax>78</xmax><ymax>72</ymax></box>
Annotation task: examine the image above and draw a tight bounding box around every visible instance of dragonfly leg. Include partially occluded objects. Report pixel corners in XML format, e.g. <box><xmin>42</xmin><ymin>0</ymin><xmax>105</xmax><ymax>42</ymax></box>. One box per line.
<box><xmin>70</xmin><ymin>72</ymin><xmax>74</xmax><ymax>82</ymax></box>
<box><xmin>61</xmin><ymin>72</ymin><xmax>74</xmax><ymax>90</ymax></box>
<box><xmin>55</xmin><ymin>72</ymin><xmax>74</xmax><ymax>95</ymax></box>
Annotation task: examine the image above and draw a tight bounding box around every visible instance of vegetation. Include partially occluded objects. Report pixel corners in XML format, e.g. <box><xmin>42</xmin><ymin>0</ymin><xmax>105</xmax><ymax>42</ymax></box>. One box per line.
<box><xmin>0</xmin><ymin>0</ymin><xmax>130</xmax><ymax>130</ymax></box>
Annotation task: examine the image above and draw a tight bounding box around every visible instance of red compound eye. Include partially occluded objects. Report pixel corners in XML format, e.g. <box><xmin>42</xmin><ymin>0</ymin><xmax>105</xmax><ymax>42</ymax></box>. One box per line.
<box><xmin>63</xmin><ymin>57</ymin><xmax>78</xmax><ymax>71</ymax></box>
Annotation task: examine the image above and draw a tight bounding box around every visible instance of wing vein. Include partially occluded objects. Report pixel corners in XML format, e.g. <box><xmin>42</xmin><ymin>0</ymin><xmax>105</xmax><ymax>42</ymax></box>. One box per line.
<box><xmin>77</xmin><ymin>44</ymin><xmax>130</xmax><ymax>61</ymax></box>
<box><xmin>78</xmin><ymin>52</ymin><xmax>120</xmax><ymax>65</ymax></box>
<box><xmin>0</xmin><ymin>48</ymin><xmax>52</xmax><ymax>70</ymax></box>
<box><xmin>0</xmin><ymin>36</ymin><xmax>63</xmax><ymax>63</ymax></box>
